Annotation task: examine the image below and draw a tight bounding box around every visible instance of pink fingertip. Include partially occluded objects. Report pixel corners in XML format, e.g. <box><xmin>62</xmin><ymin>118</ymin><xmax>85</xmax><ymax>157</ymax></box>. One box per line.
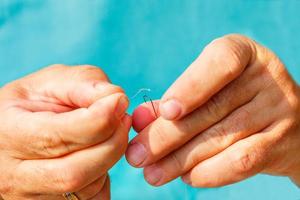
<box><xmin>132</xmin><ymin>106</ymin><xmax>156</xmax><ymax>132</ymax></box>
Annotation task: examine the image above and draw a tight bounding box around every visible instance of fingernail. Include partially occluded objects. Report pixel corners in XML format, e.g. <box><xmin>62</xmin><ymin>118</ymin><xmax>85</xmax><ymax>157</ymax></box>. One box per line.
<box><xmin>160</xmin><ymin>99</ymin><xmax>182</xmax><ymax>120</ymax></box>
<box><xmin>145</xmin><ymin>164</ymin><xmax>163</xmax><ymax>185</ymax></box>
<box><xmin>126</xmin><ymin>142</ymin><xmax>147</xmax><ymax>166</ymax></box>
<box><xmin>182</xmin><ymin>175</ymin><xmax>191</xmax><ymax>185</ymax></box>
<box><xmin>116</xmin><ymin>96</ymin><xmax>129</xmax><ymax>119</ymax></box>
<box><xmin>122</xmin><ymin>114</ymin><xmax>132</xmax><ymax>128</ymax></box>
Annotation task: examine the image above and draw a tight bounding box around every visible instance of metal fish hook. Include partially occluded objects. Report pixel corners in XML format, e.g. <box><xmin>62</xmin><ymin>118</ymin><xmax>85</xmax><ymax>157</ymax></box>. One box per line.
<box><xmin>130</xmin><ymin>88</ymin><xmax>158</xmax><ymax>118</ymax></box>
<box><xmin>143</xmin><ymin>94</ymin><xmax>158</xmax><ymax>118</ymax></box>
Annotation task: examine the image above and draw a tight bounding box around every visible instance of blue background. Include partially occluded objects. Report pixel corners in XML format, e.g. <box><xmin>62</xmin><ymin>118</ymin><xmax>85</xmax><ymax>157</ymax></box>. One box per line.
<box><xmin>0</xmin><ymin>0</ymin><xmax>299</xmax><ymax>199</ymax></box>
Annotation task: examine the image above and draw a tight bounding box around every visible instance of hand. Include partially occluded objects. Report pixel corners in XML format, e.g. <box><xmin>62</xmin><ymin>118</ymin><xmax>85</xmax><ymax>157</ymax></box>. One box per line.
<box><xmin>0</xmin><ymin>65</ymin><xmax>131</xmax><ymax>199</ymax></box>
<box><xmin>126</xmin><ymin>34</ymin><xmax>300</xmax><ymax>187</ymax></box>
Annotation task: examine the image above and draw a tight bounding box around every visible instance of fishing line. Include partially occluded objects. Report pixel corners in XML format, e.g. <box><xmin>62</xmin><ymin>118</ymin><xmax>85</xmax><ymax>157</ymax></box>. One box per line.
<box><xmin>131</xmin><ymin>88</ymin><xmax>158</xmax><ymax>118</ymax></box>
<box><xmin>130</xmin><ymin>88</ymin><xmax>151</xmax><ymax>99</ymax></box>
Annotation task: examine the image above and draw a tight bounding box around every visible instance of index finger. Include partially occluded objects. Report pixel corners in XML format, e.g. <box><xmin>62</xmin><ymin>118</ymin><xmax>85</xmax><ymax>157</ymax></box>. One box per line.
<box><xmin>9</xmin><ymin>93</ymin><xmax>129</xmax><ymax>159</ymax></box>
<box><xmin>159</xmin><ymin>34</ymin><xmax>254</xmax><ymax>120</ymax></box>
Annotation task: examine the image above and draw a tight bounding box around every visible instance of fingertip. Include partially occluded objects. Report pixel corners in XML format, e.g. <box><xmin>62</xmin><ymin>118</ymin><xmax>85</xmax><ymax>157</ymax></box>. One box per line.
<box><xmin>159</xmin><ymin>99</ymin><xmax>182</xmax><ymax>120</ymax></box>
<box><xmin>88</xmin><ymin>93</ymin><xmax>129</xmax><ymax>119</ymax></box>
<box><xmin>115</xmin><ymin>95</ymin><xmax>129</xmax><ymax>119</ymax></box>
<box><xmin>181</xmin><ymin>169</ymin><xmax>209</xmax><ymax>188</ymax></box>
<box><xmin>121</xmin><ymin>114</ymin><xmax>132</xmax><ymax>130</ymax></box>
<box><xmin>132</xmin><ymin>105</ymin><xmax>156</xmax><ymax>132</ymax></box>
<box><xmin>181</xmin><ymin>174</ymin><xmax>192</xmax><ymax>186</ymax></box>
<box><xmin>125</xmin><ymin>141</ymin><xmax>147</xmax><ymax>167</ymax></box>
<box><xmin>144</xmin><ymin>164</ymin><xmax>164</xmax><ymax>186</ymax></box>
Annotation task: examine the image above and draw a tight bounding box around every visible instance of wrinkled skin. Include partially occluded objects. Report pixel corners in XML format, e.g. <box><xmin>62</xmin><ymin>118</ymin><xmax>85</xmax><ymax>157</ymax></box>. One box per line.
<box><xmin>126</xmin><ymin>34</ymin><xmax>300</xmax><ymax>188</ymax></box>
<box><xmin>0</xmin><ymin>65</ymin><xmax>131</xmax><ymax>199</ymax></box>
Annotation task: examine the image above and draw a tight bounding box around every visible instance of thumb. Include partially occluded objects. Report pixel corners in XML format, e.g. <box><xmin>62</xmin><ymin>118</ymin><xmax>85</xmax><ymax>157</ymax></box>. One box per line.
<box><xmin>61</xmin><ymin>81</ymin><xmax>124</xmax><ymax>108</ymax></box>
<box><xmin>41</xmin><ymin>79</ymin><xmax>124</xmax><ymax>109</ymax></box>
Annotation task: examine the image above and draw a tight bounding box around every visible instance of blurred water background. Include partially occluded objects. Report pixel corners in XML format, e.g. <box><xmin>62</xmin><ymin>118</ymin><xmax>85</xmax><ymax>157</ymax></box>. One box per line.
<box><xmin>0</xmin><ymin>0</ymin><xmax>299</xmax><ymax>199</ymax></box>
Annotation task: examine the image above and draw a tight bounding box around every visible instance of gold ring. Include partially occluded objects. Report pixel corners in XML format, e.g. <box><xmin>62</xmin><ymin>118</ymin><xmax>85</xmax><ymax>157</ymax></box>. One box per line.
<box><xmin>63</xmin><ymin>192</ymin><xmax>80</xmax><ymax>200</ymax></box>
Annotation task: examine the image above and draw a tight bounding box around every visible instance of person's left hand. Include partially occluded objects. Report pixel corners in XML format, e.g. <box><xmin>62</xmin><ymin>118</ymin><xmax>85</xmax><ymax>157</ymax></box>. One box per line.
<box><xmin>0</xmin><ymin>64</ymin><xmax>131</xmax><ymax>200</ymax></box>
<box><xmin>126</xmin><ymin>34</ymin><xmax>300</xmax><ymax>187</ymax></box>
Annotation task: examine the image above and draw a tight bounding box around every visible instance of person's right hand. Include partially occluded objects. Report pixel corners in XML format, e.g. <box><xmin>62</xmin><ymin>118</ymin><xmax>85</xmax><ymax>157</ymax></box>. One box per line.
<box><xmin>0</xmin><ymin>65</ymin><xmax>131</xmax><ymax>200</ymax></box>
<box><xmin>126</xmin><ymin>34</ymin><xmax>300</xmax><ymax>188</ymax></box>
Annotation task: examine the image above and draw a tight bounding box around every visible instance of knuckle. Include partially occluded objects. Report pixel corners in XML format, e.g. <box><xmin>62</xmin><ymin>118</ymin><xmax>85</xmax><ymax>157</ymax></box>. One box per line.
<box><xmin>52</xmin><ymin>128</ymin><xmax>72</xmax><ymax>154</ymax></box>
<box><xmin>204</xmin><ymin>95</ymin><xmax>223</xmax><ymax>120</ymax></box>
<box><xmin>210</xmin><ymin>34</ymin><xmax>252</xmax><ymax>78</ymax></box>
<box><xmin>36</xmin><ymin>132</ymin><xmax>60</xmax><ymax>157</ymax></box>
<box><xmin>206</xmin><ymin>124</ymin><xmax>231</xmax><ymax>148</ymax></box>
<box><xmin>45</xmin><ymin>64</ymin><xmax>69</xmax><ymax>71</ymax></box>
<box><xmin>75</xmin><ymin>65</ymin><xmax>101</xmax><ymax>72</ymax></box>
<box><xmin>53</xmin><ymin>165</ymin><xmax>85</xmax><ymax>193</ymax></box>
<box><xmin>230</xmin><ymin>107</ymin><xmax>252</xmax><ymax>130</ymax></box>
<box><xmin>0</xmin><ymin>176</ymin><xmax>13</xmax><ymax>195</ymax></box>
<box><xmin>72</xmin><ymin>65</ymin><xmax>109</xmax><ymax>81</ymax></box>
<box><xmin>42</xmin><ymin>132</ymin><xmax>64</xmax><ymax>156</ymax></box>
<box><xmin>223</xmin><ymin>34</ymin><xmax>251</xmax><ymax>43</ymax></box>
<box><xmin>107</xmin><ymin>84</ymin><xmax>124</xmax><ymax>94</ymax></box>
<box><xmin>169</xmin><ymin>152</ymin><xmax>184</xmax><ymax>171</ymax></box>
<box><xmin>152</xmin><ymin>123</ymin><xmax>169</xmax><ymax>149</ymax></box>
<box><xmin>34</xmin><ymin>124</ymin><xmax>70</xmax><ymax>158</ymax></box>
<box><xmin>221</xmin><ymin>46</ymin><xmax>242</xmax><ymax>78</ymax></box>
<box><xmin>92</xmin><ymin>115</ymin><xmax>116</xmax><ymax>140</ymax></box>
<box><xmin>177</xmin><ymin>117</ymin><xmax>195</xmax><ymax>134</ymax></box>
<box><xmin>232</xmin><ymin>150</ymin><xmax>258</xmax><ymax>174</ymax></box>
<box><xmin>90</xmin><ymin>83</ymin><xmax>125</xmax><ymax>100</ymax></box>
<box><xmin>60</xmin><ymin>176</ymin><xmax>82</xmax><ymax>192</ymax></box>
